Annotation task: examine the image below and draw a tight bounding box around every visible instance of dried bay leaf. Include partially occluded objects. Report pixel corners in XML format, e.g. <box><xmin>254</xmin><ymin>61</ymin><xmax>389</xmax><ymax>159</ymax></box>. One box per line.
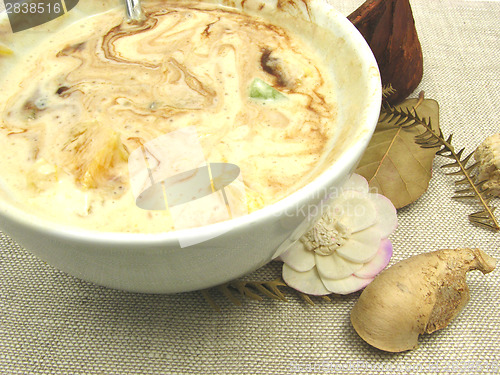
<box><xmin>356</xmin><ymin>98</ymin><xmax>440</xmax><ymax>208</ymax></box>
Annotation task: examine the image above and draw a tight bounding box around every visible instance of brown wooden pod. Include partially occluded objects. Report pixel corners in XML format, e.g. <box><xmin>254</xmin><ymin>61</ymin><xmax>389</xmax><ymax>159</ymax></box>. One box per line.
<box><xmin>348</xmin><ymin>0</ymin><xmax>424</xmax><ymax>104</ymax></box>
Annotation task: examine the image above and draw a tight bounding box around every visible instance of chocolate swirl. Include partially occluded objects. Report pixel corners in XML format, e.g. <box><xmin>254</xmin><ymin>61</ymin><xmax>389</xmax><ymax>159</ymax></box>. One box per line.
<box><xmin>0</xmin><ymin>1</ymin><xmax>338</xmax><ymax>232</ymax></box>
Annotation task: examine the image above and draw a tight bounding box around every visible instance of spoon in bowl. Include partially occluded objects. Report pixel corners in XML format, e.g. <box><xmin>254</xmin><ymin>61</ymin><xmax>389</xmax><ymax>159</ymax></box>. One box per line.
<box><xmin>125</xmin><ymin>0</ymin><xmax>146</xmax><ymax>22</ymax></box>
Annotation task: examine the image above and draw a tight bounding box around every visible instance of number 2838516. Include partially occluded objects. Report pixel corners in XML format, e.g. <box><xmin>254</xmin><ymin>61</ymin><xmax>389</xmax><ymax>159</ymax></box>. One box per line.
<box><xmin>5</xmin><ymin>2</ymin><xmax>62</xmax><ymax>14</ymax></box>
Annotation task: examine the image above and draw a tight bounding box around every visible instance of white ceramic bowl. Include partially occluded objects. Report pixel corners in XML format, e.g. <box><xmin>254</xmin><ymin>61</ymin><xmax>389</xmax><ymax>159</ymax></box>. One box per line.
<box><xmin>0</xmin><ymin>0</ymin><xmax>381</xmax><ymax>293</ymax></box>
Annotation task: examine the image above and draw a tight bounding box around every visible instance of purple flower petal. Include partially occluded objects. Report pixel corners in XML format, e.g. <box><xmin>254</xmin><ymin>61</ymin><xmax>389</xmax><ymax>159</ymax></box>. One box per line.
<box><xmin>354</xmin><ymin>239</ymin><xmax>393</xmax><ymax>279</ymax></box>
<box><xmin>321</xmin><ymin>274</ymin><xmax>374</xmax><ymax>295</ymax></box>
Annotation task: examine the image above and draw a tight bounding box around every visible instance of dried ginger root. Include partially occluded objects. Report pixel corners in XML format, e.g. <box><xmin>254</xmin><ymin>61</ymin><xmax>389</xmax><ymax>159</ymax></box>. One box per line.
<box><xmin>474</xmin><ymin>133</ymin><xmax>500</xmax><ymax>197</ymax></box>
<box><xmin>350</xmin><ymin>248</ymin><xmax>496</xmax><ymax>352</ymax></box>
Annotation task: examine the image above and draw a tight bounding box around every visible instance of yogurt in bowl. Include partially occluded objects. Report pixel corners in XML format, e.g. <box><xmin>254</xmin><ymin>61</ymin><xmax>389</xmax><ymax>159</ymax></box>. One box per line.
<box><xmin>0</xmin><ymin>0</ymin><xmax>381</xmax><ymax>293</ymax></box>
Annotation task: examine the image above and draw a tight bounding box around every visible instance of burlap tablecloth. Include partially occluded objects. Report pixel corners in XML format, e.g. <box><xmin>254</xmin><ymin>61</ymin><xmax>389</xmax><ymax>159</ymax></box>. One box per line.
<box><xmin>1</xmin><ymin>0</ymin><xmax>499</xmax><ymax>373</ymax></box>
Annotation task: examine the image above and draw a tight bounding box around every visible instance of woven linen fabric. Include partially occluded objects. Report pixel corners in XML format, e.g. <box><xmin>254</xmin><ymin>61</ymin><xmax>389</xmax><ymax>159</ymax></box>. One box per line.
<box><xmin>1</xmin><ymin>0</ymin><xmax>499</xmax><ymax>374</ymax></box>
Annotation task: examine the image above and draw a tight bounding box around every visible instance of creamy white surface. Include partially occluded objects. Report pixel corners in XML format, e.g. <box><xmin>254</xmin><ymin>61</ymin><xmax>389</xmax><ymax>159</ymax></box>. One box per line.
<box><xmin>0</xmin><ymin>1</ymin><xmax>338</xmax><ymax>232</ymax></box>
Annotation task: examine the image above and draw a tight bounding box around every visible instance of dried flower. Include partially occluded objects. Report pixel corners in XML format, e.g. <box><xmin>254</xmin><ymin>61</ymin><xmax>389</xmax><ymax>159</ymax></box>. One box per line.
<box><xmin>279</xmin><ymin>174</ymin><xmax>397</xmax><ymax>295</ymax></box>
<box><xmin>474</xmin><ymin>133</ymin><xmax>500</xmax><ymax>197</ymax></box>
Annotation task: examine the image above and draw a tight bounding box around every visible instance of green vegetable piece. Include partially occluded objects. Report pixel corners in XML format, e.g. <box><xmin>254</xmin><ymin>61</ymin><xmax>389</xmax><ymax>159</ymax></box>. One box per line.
<box><xmin>249</xmin><ymin>78</ymin><xmax>285</xmax><ymax>100</ymax></box>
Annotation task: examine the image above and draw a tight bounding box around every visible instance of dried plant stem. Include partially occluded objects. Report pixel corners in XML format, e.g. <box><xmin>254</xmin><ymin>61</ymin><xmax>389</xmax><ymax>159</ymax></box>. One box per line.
<box><xmin>201</xmin><ymin>277</ymin><xmax>333</xmax><ymax>310</ymax></box>
<box><xmin>382</xmin><ymin>84</ymin><xmax>396</xmax><ymax>99</ymax></box>
<box><xmin>380</xmin><ymin>101</ymin><xmax>499</xmax><ymax>231</ymax></box>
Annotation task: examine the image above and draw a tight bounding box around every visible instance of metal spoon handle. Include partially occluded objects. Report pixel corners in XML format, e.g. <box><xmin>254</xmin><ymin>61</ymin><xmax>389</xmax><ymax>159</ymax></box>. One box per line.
<box><xmin>125</xmin><ymin>0</ymin><xmax>145</xmax><ymax>21</ymax></box>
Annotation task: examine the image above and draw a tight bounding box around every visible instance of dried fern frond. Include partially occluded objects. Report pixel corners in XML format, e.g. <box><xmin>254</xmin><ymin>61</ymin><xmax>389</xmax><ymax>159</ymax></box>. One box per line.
<box><xmin>382</xmin><ymin>84</ymin><xmax>396</xmax><ymax>100</ymax></box>
<box><xmin>200</xmin><ymin>289</ymin><xmax>222</xmax><ymax>312</ymax></box>
<box><xmin>380</xmin><ymin>102</ymin><xmax>499</xmax><ymax>231</ymax></box>
<box><xmin>201</xmin><ymin>277</ymin><xmax>332</xmax><ymax>310</ymax></box>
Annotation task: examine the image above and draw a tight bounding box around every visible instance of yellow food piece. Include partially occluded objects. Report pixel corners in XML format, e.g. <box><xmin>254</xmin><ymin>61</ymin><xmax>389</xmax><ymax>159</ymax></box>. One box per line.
<box><xmin>245</xmin><ymin>189</ymin><xmax>265</xmax><ymax>212</ymax></box>
<box><xmin>0</xmin><ymin>44</ymin><xmax>13</xmax><ymax>56</ymax></box>
<box><xmin>63</xmin><ymin>122</ymin><xmax>128</xmax><ymax>189</ymax></box>
<box><xmin>27</xmin><ymin>158</ymin><xmax>58</xmax><ymax>192</ymax></box>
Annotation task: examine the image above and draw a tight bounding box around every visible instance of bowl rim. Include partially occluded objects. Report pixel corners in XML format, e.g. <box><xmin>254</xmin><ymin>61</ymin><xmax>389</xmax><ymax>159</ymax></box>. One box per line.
<box><xmin>0</xmin><ymin>0</ymin><xmax>382</xmax><ymax>246</ymax></box>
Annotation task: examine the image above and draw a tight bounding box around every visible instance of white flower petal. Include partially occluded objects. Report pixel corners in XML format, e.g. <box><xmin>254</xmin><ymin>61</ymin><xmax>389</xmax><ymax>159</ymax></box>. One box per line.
<box><xmin>279</xmin><ymin>241</ymin><xmax>315</xmax><ymax>272</ymax></box>
<box><xmin>336</xmin><ymin>227</ymin><xmax>381</xmax><ymax>263</ymax></box>
<box><xmin>321</xmin><ymin>274</ymin><xmax>373</xmax><ymax>295</ymax></box>
<box><xmin>282</xmin><ymin>264</ymin><xmax>331</xmax><ymax>296</ymax></box>
<box><xmin>315</xmin><ymin>252</ymin><xmax>363</xmax><ymax>280</ymax></box>
<box><xmin>332</xmin><ymin>191</ymin><xmax>377</xmax><ymax>233</ymax></box>
<box><xmin>367</xmin><ymin>193</ymin><xmax>398</xmax><ymax>238</ymax></box>
<box><xmin>354</xmin><ymin>239</ymin><xmax>393</xmax><ymax>279</ymax></box>
<box><xmin>341</xmin><ymin>173</ymin><xmax>369</xmax><ymax>193</ymax></box>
